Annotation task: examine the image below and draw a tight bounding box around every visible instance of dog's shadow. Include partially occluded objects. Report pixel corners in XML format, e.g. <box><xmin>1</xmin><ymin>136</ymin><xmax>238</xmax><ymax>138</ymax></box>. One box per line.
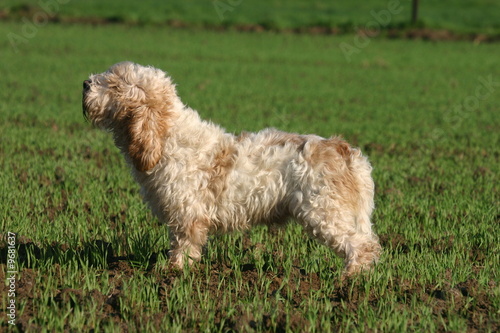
<box><xmin>1</xmin><ymin>238</ymin><xmax>288</xmax><ymax>274</ymax></box>
<box><xmin>0</xmin><ymin>239</ymin><xmax>130</xmax><ymax>269</ymax></box>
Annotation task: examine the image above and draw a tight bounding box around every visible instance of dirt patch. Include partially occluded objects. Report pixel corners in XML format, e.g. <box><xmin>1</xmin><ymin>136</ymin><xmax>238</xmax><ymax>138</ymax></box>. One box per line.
<box><xmin>190</xmin><ymin>262</ymin><xmax>320</xmax><ymax>331</ymax></box>
<box><xmin>386</xmin><ymin>28</ymin><xmax>498</xmax><ymax>43</ymax></box>
<box><xmin>379</xmin><ymin>233</ymin><xmax>419</xmax><ymax>254</ymax></box>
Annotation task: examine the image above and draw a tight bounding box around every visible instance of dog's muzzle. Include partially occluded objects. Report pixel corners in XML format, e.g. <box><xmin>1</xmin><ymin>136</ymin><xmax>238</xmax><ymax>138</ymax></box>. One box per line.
<box><xmin>82</xmin><ymin>80</ymin><xmax>91</xmax><ymax>120</ymax></box>
<box><xmin>83</xmin><ymin>80</ymin><xmax>91</xmax><ymax>91</ymax></box>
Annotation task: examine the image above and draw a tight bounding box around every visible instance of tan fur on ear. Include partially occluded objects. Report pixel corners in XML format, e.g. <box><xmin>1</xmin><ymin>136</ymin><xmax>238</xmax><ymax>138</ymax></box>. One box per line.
<box><xmin>125</xmin><ymin>101</ymin><xmax>171</xmax><ymax>172</ymax></box>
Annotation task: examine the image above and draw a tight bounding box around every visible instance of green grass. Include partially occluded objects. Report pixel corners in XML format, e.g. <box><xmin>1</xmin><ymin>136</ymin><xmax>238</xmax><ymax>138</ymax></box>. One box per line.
<box><xmin>1</xmin><ymin>21</ymin><xmax>499</xmax><ymax>332</ymax></box>
<box><xmin>2</xmin><ymin>0</ymin><xmax>500</xmax><ymax>33</ymax></box>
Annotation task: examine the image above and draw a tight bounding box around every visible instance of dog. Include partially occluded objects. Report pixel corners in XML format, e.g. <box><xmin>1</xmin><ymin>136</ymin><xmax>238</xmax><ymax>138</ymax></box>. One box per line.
<box><xmin>82</xmin><ymin>62</ymin><xmax>381</xmax><ymax>275</ymax></box>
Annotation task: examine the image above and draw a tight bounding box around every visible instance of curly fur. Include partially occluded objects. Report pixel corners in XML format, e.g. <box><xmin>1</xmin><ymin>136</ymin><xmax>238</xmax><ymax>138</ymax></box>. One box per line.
<box><xmin>82</xmin><ymin>61</ymin><xmax>381</xmax><ymax>275</ymax></box>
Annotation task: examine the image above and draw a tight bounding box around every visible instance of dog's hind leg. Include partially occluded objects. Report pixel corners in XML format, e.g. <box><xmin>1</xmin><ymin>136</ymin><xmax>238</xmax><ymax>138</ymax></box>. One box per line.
<box><xmin>299</xmin><ymin>211</ymin><xmax>381</xmax><ymax>275</ymax></box>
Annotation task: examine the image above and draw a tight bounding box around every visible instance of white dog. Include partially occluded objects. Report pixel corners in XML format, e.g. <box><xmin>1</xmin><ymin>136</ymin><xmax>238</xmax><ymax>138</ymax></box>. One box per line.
<box><xmin>82</xmin><ymin>62</ymin><xmax>381</xmax><ymax>275</ymax></box>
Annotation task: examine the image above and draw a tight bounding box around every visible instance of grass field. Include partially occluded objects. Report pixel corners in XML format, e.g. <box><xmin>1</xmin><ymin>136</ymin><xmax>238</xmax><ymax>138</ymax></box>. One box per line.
<box><xmin>2</xmin><ymin>0</ymin><xmax>500</xmax><ymax>34</ymax></box>
<box><xmin>0</xmin><ymin>12</ymin><xmax>499</xmax><ymax>333</ymax></box>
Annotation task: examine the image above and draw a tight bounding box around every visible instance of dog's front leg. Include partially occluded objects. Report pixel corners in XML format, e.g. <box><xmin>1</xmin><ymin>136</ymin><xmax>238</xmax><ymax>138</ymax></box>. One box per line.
<box><xmin>167</xmin><ymin>219</ymin><xmax>210</xmax><ymax>268</ymax></box>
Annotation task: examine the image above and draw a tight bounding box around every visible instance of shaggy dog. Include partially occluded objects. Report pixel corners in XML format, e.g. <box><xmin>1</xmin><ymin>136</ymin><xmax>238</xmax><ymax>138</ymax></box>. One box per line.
<box><xmin>82</xmin><ymin>62</ymin><xmax>381</xmax><ymax>275</ymax></box>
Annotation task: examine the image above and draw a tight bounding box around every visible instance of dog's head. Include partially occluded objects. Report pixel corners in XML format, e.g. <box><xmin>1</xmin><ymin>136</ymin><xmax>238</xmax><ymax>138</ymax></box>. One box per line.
<box><xmin>82</xmin><ymin>62</ymin><xmax>177</xmax><ymax>172</ymax></box>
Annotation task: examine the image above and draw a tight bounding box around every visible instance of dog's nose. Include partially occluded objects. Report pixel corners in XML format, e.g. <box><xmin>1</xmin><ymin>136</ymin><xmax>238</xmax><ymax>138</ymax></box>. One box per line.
<box><xmin>83</xmin><ymin>80</ymin><xmax>91</xmax><ymax>91</ymax></box>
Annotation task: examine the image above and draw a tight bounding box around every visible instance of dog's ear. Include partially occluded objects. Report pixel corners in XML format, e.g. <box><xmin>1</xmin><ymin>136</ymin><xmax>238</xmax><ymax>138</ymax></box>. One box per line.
<box><xmin>125</xmin><ymin>95</ymin><xmax>173</xmax><ymax>172</ymax></box>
